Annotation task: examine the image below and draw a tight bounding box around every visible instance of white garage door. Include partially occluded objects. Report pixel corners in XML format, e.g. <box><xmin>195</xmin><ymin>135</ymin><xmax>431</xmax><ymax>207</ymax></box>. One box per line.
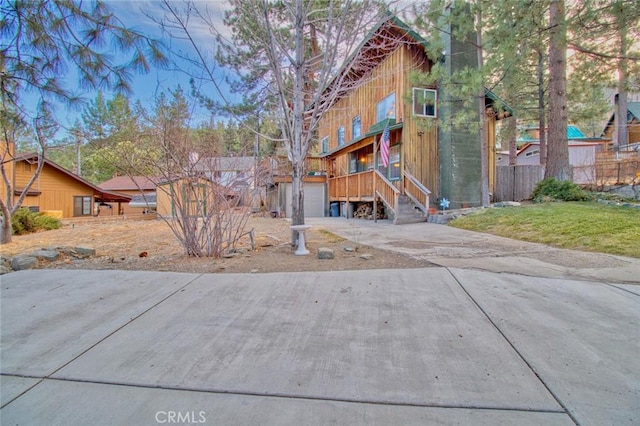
<box><xmin>285</xmin><ymin>183</ymin><xmax>326</xmax><ymax>218</ymax></box>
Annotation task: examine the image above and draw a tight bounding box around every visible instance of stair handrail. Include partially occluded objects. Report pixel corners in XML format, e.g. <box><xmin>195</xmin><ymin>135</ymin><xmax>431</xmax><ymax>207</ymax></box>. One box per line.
<box><xmin>403</xmin><ymin>168</ymin><xmax>431</xmax><ymax>214</ymax></box>
<box><xmin>374</xmin><ymin>169</ymin><xmax>400</xmax><ymax>213</ymax></box>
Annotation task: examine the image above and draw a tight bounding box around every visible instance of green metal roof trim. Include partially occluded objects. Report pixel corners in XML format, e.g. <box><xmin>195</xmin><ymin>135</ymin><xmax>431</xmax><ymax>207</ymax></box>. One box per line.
<box><xmin>485</xmin><ymin>89</ymin><xmax>515</xmax><ymax>116</ymax></box>
<box><xmin>321</xmin><ymin>118</ymin><xmax>403</xmax><ymax>157</ymax></box>
<box><xmin>517</xmin><ymin>125</ymin><xmax>599</xmax><ymax>143</ymax></box>
<box><xmin>628</xmin><ymin>102</ymin><xmax>640</xmax><ymax>121</ymax></box>
<box><xmin>567</xmin><ymin>125</ymin><xmax>586</xmax><ymax>139</ymax></box>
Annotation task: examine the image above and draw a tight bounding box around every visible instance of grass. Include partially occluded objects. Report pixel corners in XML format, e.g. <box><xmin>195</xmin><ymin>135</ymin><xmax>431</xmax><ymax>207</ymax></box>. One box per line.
<box><xmin>449</xmin><ymin>202</ymin><xmax>640</xmax><ymax>258</ymax></box>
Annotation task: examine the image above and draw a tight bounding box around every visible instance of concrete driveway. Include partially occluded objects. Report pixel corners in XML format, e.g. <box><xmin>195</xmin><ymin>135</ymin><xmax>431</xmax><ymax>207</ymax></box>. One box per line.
<box><xmin>307</xmin><ymin>217</ymin><xmax>640</xmax><ymax>284</ymax></box>
<box><xmin>2</xmin><ymin>266</ymin><xmax>638</xmax><ymax>425</ymax></box>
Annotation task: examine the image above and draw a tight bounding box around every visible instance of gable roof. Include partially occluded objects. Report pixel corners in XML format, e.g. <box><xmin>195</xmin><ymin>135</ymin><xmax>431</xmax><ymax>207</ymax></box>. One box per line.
<box><xmin>322</xmin><ymin>13</ymin><xmax>512</xmax><ymax>118</ymax></box>
<box><xmin>99</xmin><ymin>176</ymin><xmax>159</xmax><ymax>191</ymax></box>
<box><xmin>518</xmin><ymin>125</ymin><xmax>603</xmax><ymax>143</ymax></box>
<box><xmin>628</xmin><ymin>102</ymin><xmax>640</xmax><ymax>121</ymax></box>
<box><xmin>317</xmin><ymin>13</ymin><xmax>429</xmax><ymax>111</ymax></box>
<box><xmin>602</xmin><ymin>102</ymin><xmax>640</xmax><ymax>136</ymax></box>
<box><xmin>12</xmin><ymin>153</ymin><xmax>131</xmax><ymax>203</ymax></box>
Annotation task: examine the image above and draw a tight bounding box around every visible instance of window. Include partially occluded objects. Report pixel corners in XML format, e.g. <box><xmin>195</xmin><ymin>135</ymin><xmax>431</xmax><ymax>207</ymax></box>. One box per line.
<box><xmin>388</xmin><ymin>145</ymin><xmax>401</xmax><ymax>180</ymax></box>
<box><xmin>413</xmin><ymin>88</ymin><xmax>437</xmax><ymax>118</ymax></box>
<box><xmin>321</xmin><ymin>136</ymin><xmax>329</xmax><ymax>153</ymax></box>
<box><xmin>376</xmin><ymin>92</ymin><xmax>396</xmax><ymax>123</ymax></box>
<box><xmin>349</xmin><ymin>152</ymin><xmax>358</xmax><ymax>173</ymax></box>
<box><xmin>73</xmin><ymin>196</ymin><xmax>92</xmax><ymax>216</ymax></box>
<box><xmin>337</xmin><ymin>126</ymin><xmax>345</xmax><ymax>146</ymax></box>
<box><xmin>377</xmin><ymin>144</ymin><xmax>401</xmax><ymax>181</ymax></box>
<box><xmin>352</xmin><ymin>116</ymin><xmax>361</xmax><ymax>139</ymax></box>
<box><xmin>525</xmin><ymin>149</ymin><xmax>540</xmax><ymax>157</ymax></box>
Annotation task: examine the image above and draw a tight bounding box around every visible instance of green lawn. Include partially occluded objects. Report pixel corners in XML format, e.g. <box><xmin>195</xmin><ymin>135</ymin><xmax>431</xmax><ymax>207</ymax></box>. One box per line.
<box><xmin>449</xmin><ymin>202</ymin><xmax>640</xmax><ymax>258</ymax></box>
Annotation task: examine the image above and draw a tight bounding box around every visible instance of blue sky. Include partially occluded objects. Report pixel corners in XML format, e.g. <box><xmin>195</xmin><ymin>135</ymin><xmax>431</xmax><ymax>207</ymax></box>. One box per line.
<box><xmin>48</xmin><ymin>0</ymin><xmax>234</xmax><ymax>138</ymax></box>
<box><xmin>43</xmin><ymin>0</ymin><xmax>419</xmax><ymax>141</ymax></box>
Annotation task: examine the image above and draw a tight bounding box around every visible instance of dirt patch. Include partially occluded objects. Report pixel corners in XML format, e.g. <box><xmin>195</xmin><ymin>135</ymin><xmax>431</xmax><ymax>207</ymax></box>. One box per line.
<box><xmin>2</xmin><ymin>216</ymin><xmax>432</xmax><ymax>274</ymax></box>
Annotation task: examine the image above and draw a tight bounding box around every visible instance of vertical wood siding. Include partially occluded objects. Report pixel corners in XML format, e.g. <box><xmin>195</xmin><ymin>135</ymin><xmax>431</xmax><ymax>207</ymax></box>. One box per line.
<box><xmin>13</xmin><ymin>160</ymin><xmax>93</xmax><ymax>217</ymax></box>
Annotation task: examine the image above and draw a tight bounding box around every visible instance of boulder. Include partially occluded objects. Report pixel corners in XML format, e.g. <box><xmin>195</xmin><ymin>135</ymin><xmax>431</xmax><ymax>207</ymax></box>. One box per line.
<box><xmin>318</xmin><ymin>247</ymin><xmax>334</xmax><ymax>259</ymax></box>
<box><xmin>11</xmin><ymin>255</ymin><xmax>38</xmax><ymax>271</ymax></box>
<box><xmin>31</xmin><ymin>249</ymin><xmax>60</xmax><ymax>261</ymax></box>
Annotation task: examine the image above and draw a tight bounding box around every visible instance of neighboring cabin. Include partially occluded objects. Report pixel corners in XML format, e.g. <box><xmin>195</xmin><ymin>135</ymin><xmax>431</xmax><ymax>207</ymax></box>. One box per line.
<box><xmin>497</xmin><ymin>125</ymin><xmax>603</xmax><ymax>185</ymax></box>
<box><xmin>0</xmin><ymin>143</ymin><xmax>131</xmax><ymax>218</ymax></box>
<box><xmin>602</xmin><ymin>102</ymin><xmax>640</xmax><ymax>150</ymax></box>
<box><xmin>155</xmin><ymin>176</ymin><xmax>237</xmax><ymax>219</ymax></box>
<box><xmin>98</xmin><ymin>176</ymin><xmax>158</xmax><ymax>216</ymax></box>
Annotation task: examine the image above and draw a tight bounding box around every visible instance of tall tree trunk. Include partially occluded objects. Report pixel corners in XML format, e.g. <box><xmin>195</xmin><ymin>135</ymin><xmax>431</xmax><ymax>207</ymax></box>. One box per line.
<box><xmin>0</xmin><ymin>202</ymin><xmax>12</xmax><ymax>244</ymax></box>
<box><xmin>507</xmin><ymin>117</ymin><xmax>517</xmax><ymax>166</ymax></box>
<box><xmin>477</xmin><ymin>5</ymin><xmax>490</xmax><ymax>207</ymax></box>
<box><xmin>290</xmin><ymin>0</ymin><xmax>306</xmax><ymax>244</ymax></box>
<box><xmin>538</xmin><ymin>50</ymin><xmax>547</xmax><ymax>165</ymax></box>
<box><xmin>545</xmin><ymin>0</ymin><xmax>570</xmax><ymax>181</ymax></box>
<box><xmin>615</xmin><ymin>4</ymin><xmax>628</xmax><ymax>150</ymax></box>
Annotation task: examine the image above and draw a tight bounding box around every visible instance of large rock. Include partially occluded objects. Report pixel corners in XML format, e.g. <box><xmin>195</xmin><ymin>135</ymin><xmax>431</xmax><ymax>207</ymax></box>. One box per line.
<box><xmin>31</xmin><ymin>249</ymin><xmax>60</xmax><ymax>261</ymax></box>
<box><xmin>317</xmin><ymin>247</ymin><xmax>334</xmax><ymax>259</ymax></box>
<box><xmin>11</xmin><ymin>255</ymin><xmax>38</xmax><ymax>271</ymax></box>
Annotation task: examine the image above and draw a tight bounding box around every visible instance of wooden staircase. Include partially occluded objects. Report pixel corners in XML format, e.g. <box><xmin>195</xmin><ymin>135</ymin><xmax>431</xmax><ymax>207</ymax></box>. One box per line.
<box><xmin>374</xmin><ymin>169</ymin><xmax>431</xmax><ymax>225</ymax></box>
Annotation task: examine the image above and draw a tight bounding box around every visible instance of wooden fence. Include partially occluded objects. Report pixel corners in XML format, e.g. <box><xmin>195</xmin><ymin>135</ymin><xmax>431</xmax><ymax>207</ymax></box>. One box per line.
<box><xmin>495</xmin><ymin>166</ymin><xmax>544</xmax><ymax>202</ymax></box>
<box><xmin>595</xmin><ymin>153</ymin><xmax>640</xmax><ymax>185</ymax></box>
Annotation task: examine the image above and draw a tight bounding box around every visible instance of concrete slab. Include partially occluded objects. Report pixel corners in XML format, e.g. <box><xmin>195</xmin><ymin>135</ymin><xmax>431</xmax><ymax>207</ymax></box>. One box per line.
<box><xmin>0</xmin><ymin>379</ymin><xmax>574</xmax><ymax>426</ymax></box>
<box><xmin>0</xmin><ymin>269</ymin><xmax>199</xmax><ymax>376</ymax></box>
<box><xmin>53</xmin><ymin>269</ymin><xmax>560</xmax><ymax>411</ymax></box>
<box><xmin>0</xmin><ymin>376</ymin><xmax>40</xmax><ymax>407</ymax></box>
<box><xmin>450</xmin><ymin>268</ymin><xmax>640</xmax><ymax>425</ymax></box>
<box><xmin>614</xmin><ymin>284</ymin><xmax>640</xmax><ymax>296</ymax></box>
<box><xmin>307</xmin><ymin>218</ymin><xmax>640</xmax><ymax>284</ymax></box>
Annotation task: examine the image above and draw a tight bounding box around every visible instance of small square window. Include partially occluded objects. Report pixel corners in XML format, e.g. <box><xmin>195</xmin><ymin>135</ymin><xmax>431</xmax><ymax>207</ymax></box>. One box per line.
<box><xmin>413</xmin><ymin>88</ymin><xmax>437</xmax><ymax>118</ymax></box>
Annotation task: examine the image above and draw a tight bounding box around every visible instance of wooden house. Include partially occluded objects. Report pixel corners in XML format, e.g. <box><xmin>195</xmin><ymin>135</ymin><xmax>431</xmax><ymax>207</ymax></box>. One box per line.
<box><xmin>98</xmin><ymin>176</ymin><xmax>158</xmax><ymax>215</ymax></box>
<box><xmin>602</xmin><ymin>102</ymin><xmax>640</xmax><ymax>149</ymax></box>
<box><xmin>156</xmin><ymin>176</ymin><xmax>238</xmax><ymax>219</ymax></box>
<box><xmin>313</xmin><ymin>15</ymin><xmax>509</xmax><ymax>221</ymax></box>
<box><xmin>1</xmin><ymin>146</ymin><xmax>131</xmax><ymax>218</ymax></box>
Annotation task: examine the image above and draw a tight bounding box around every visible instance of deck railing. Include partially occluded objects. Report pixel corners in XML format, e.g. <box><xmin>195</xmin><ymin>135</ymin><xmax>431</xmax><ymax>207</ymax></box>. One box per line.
<box><xmin>329</xmin><ymin>170</ymin><xmax>374</xmax><ymax>199</ymax></box>
<box><xmin>272</xmin><ymin>156</ymin><xmax>327</xmax><ymax>176</ymax></box>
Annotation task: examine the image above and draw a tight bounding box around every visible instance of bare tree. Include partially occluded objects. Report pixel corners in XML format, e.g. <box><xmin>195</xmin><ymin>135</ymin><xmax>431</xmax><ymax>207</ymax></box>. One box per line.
<box><xmin>0</xmin><ymin>108</ymin><xmax>57</xmax><ymax>243</ymax></box>
<box><xmin>115</xmin><ymin>90</ymin><xmax>253</xmax><ymax>258</ymax></box>
<box><xmin>158</xmin><ymin>0</ymin><xmax>391</xmax><ymax>243</ymax></box>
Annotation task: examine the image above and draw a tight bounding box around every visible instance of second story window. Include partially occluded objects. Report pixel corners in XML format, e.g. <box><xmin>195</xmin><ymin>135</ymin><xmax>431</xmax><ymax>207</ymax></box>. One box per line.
<box><xmin>413</xmin><ymin>88</ymin><xmax>437</xmax><ymax>117</ymax></box>
<box><xmin>321</xmin><ymin>136</ymin><xmax>329</xmax><ymax>153</ymax></box>
<box><xmin>337</xmin><ymin>126</ymin><xmax>345</xmax><ymax>146</ymax></box>
<box><xmin>376</xmin><ymin>92</ymin><xmax>396</xmax><ymax>123</ymax></box>
<box><xmin>352</xmin><ymin>115</ymin><xmax>361</xmax><ymax>139</ymax></box>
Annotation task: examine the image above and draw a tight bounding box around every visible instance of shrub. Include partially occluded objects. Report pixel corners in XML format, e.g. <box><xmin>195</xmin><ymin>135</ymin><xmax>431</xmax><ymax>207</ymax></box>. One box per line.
<box><xmin>11</xmin><ymin>208</ymin><xmax>61</xmax><ymax>235</ymax></box>
<box><xmin>532</xmin><ymin>178</ymin><xmax>590</xmax><ymax>202</ymax></box>
<box><xmin>35</xmin><ymin>213</ymin><xmax>62</xmax><ymax>231</ymax></box>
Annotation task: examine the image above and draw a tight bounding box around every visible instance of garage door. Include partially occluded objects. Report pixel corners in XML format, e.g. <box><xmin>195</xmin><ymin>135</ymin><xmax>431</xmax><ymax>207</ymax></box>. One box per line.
<box><xmin>285</xmin><ymin>182</ymin><xmax>326</xmax><ymax>218</ymax></box>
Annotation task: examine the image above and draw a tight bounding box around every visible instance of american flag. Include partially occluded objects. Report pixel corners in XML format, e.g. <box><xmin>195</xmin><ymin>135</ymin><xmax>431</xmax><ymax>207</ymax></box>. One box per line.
<box><xmin>379</xmin><ymin>120</ymin><xmax>390</xmax><ymax>168</ymax></box>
